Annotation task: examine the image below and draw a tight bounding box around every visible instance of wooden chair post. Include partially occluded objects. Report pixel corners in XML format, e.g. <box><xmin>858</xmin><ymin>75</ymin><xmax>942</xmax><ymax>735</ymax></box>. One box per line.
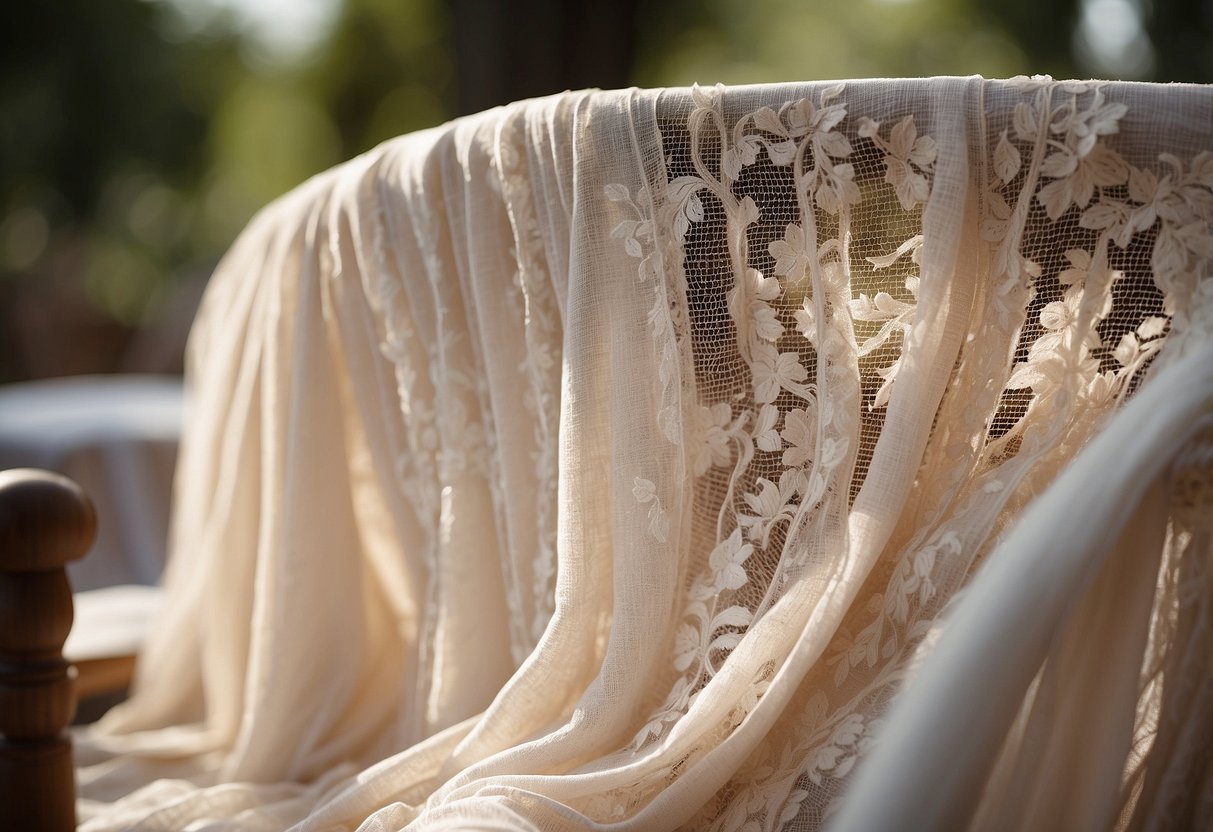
<box><xmin>0</xmin><ymin>469</ymin><xmax>96</xmax><ymax>832</ymax></box>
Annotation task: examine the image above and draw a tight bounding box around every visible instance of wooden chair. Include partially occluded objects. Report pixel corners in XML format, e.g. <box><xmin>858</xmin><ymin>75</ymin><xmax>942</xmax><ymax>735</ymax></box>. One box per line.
<box><xmin>0</xmin><ymin>468</ymin><xmax>99</xmax><ymax>831</ymax></box>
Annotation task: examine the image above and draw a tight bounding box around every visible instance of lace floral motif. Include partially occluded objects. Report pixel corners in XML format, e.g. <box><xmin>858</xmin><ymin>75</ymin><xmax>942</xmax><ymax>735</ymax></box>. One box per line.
<box><xmin>601</xmin><ymin>78</ymin><xmax>1213</xmax><ymax>830</ymax></box>
<box><xmin>606</xmin><ymin>84</ymin><xmax>937</xmax><ymax>769</ymax></box>
<box><xmin>985</xmin><ymin>82</ymin><xmax>1212</xmax><ymax>459</ymax></box>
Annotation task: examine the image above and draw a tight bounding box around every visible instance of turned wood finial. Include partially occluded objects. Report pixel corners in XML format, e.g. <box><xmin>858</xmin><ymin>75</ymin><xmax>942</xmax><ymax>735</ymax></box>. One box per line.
<box><xmin>0</xmin><ymin>468</ymin><xmax>96</xmax><ymax>832</ymax></box>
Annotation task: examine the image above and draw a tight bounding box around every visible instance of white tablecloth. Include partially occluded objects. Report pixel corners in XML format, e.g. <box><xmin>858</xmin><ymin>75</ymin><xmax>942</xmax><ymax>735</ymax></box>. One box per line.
<box><xmin>0</xmin><ymin>375</ymin><xmax>184</xmax><ymax>590</ymax></box>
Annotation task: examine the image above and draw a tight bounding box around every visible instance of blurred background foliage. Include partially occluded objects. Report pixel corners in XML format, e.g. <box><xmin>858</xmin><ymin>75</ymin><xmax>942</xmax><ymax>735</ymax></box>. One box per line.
<box><xmin>1</xmin><ymin>0</ymin><xmax>1208</xmax><ymax>382</ymax></box>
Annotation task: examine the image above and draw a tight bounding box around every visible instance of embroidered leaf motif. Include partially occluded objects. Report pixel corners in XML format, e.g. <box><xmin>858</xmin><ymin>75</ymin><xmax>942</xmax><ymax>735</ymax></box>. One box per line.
<box><xmin>632</xmin><ymin>477</ymin><xmax>669</xmax><ymax>542</ymax></box>
<box><xmin>994</xmin><ymin>131</ymin><xmax>1021</xmax><ymax>184</ymax></box>
<box><xmin>1057</xmin><ymin>248</ymin><xmax>1091</xmax><ymax>286</ymax></box>
<box><xmin>751</xmin><ymin>301</ymin><xmax>784</xmax><ymax>341</ymax></box>
<box><xmin>753</xmin><ymin>404</ymin><xmax>782</xmax><ymax>453</ymax></box>
<box><xmin>753</xmin><ymin>106</ymin><xmax>786</xmax><ymax>136</ymax></box>
<box><xmin>1137</xmin><ymin>316</ymin><xmax>1168</xmax><ymax>339</ymax></box>
<box><xmin>780</xmin><ymin>406</ymin><xmax>816</xmax><ymax>468</ymax></box>
<box><xmin>746</xmin><ymin>267</ymin><xmax>781</xmax><ymax>302</ymax></box>
<box><xmin>604</xmin><ymin>183</ymin><xmax>629</xmax><ymax>202</ymax></box>
<box><xmin>1013</xmin><ymin>101</ymin><xmax>1037</xmax><ymax>141</ymax></box>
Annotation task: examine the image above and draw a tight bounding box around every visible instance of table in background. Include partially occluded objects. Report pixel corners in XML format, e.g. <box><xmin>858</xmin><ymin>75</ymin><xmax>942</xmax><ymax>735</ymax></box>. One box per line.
<box><xmin>0</xmin><ymin>375</ymin><xmax>184</xmax><ymax>590</ymax></box>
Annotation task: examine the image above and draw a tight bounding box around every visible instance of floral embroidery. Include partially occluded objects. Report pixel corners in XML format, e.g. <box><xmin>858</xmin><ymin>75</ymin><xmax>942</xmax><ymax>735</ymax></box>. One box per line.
<box><xmin>693</xmin><ymin>403</ymin><xmax>737</xmax><ymax>476</ymax></box>
<box><xmin>608</xmin><ymin>82</ymin><xmax>938</xmax><ymax>763</ymax></box>
<box><xmin>739</xmin><ymin>471</ymin><xmax>808</xmax><ymax>545</ymax></box>
<box><xmin>780</xmin><ymin>406</ymin><xmax>816</xmax><ymax>468</ymax></box>
<box><xmin>769</xmin><ymin>224</ymin><xmax>812</xmax><ymax>284</ymax></box>
<box><xmin>858</xmin><ymin>115</ymin><xmax>938</xmax><ymax>210</ymax></box>
<box><xmin>750</xmin><ymin>343</ymin><xmax>810</xmax><ymax>404</ymax></box>
<box><xmin>595</xmin><ymin>78</ymin><xmax>1213</xmax><ymax>829</ymax></box>
<box><xmin>708</xmin><ymin>529</ymin><xmax>754</xmax><ymax>592</ymax></box>
<box><xmin>633</xmin><ymin>476</ymin><xmax>671</xmax><ymax>543</ymax></box>
<box><xmin>806</xmin><ymin>713</ymin><xmax>871</xmax><ymax>786</ymax></box>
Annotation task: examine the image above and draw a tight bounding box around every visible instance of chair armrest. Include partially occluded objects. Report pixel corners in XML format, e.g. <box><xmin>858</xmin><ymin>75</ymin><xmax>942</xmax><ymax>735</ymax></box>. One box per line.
<box><xmin>75</xmin><ymin>654</ymin><xmax>137</xmax><ymax>702</ymax></box>
<box><xmin>66</xmin><ymin>584</ymin><xmax>162</xmax><ymax>708</ymax></box>
<box><xmin>0</xmin><ymin>468</ymin><xmax>96</xmax><ymax>832</ymax></box>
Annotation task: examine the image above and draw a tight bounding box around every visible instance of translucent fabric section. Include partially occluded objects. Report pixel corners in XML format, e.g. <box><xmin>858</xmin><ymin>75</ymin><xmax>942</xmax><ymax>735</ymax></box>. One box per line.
<box><xmin>76</xmin><ymin>77</ymin><xmax>1213</xmax><ymax>831</ymax></box>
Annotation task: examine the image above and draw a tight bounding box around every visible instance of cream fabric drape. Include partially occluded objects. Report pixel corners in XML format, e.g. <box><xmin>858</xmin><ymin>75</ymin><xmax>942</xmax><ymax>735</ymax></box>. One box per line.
<box><xmin>76</xmin><ymin>76</ymin><xmax>1213</xmax><ymax>831</ymax></box>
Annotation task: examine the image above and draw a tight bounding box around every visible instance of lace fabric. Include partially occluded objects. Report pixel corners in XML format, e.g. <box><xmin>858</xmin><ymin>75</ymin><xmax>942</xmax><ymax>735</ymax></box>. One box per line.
<box><xmin>76</xmin><ymin>77</ymin><xmax>1213</xmax><ymax>831</ymax></box>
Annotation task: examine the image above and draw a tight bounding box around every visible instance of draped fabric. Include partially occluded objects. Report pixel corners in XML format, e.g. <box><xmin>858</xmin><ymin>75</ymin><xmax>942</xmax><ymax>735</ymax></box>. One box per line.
<box><xmin>76</xmin><ymin>76</ymin><xmax>1213</xmax><ymax>831</ymax></box>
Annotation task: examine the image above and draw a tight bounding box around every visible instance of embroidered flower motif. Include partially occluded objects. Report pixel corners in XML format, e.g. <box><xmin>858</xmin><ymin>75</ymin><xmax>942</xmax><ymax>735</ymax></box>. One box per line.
<box><xmin>785</xmin><ymin>95</ymin><xmax>847</xmax><ymax>139</ymax></box>
<box><xmin>1038</xmin><ymin>288</ymin><xmax>1082</xmax><ymax>332</ymax></box>
<box><xmin>751</xmin><ymin>342</ymin><xmax>809</xmax><ymax>404</ymax></box>
<box><xmin>1080</xmin><ymin>152</ymin><xmax>1213</xmax><ymax>297</ymax></box>
<box><xmin>871</xmin><ymin>358</ymin><xmax>903</xmax><ymax>410</ymax></box>
<box><xmin>709</xmin><ymin>528</ymin><xmax>754</xmax><ymax>591</ymax></box>
<box><xmin>631</xmin><ymin>476</ymin><xmax>657</xmax><ymax>503</ymax></box>
<box><xmin>849</xmin><ymin>242</ymin><xmax>920</xmax><ymax>409</ymax></box>
<box><xmin>794</xmin><ymin>297</ymin><xmax>819</xmax><ymax>344</ymax></box>
<box><xmin>764</xmin><ymin>91</ymin><xmax>861</xmax><ymax>216</ymax></box>
<box><xmin>722</xmin><ymin>133</ymin><xmax>763</xmax><ymax>182</ymax></box>
<box><xmin>730</xmin><ymin>266</ymin><xmax>784</xmax><ymax>352</ymax></box>
<box><xmin>1152</xmin><ymin>216</ymin><xmax>1213</xmax><ymax>280</ymax></box>
<box><xmin>769</xmin><ymin>224</ymin><xmax>811</xmax><ymax>285</ymax></box>
<box><xmin>1037</xmin><ymin>144</ymin><xmax>1129</xmax><ymax>221</ymax></box>
<box><xmin>693</xmin><ymin>403</ymin><xmax>736</xmax><ymax>476</ymax></box>
<box><xmin>739</xmin><ymin>470</ymin><xmax>806</xmax><ymax>543</ymax></box>
<box><xmin>793</xmin><ymin>260</ymin><xmax>851</xmax><ymax>348</ymax></box>
<box><xmin>1036</xmin><ymin>88</ymin><xmax>1131</xmax><ymax>220</ymax></box>
<box><xmin>1048</xmin><ymin>88</ymin><xmax>1128</xmax><ymax>157</ymax></box>
<box><xmin>607</xmin><ymin>184</ymin><xmax>656</xmax><ymax>264</ymax></box>
<box><xmin>726</xmin><ymin>672</ymin><xmax>772</xmax><ymax>732</ymax></box>
<box><xmin>1036</xmin><ymin>283</ymin><xmax>1112</xmax><ymax>353</ymax></box>
<box><xmin>751</xmin><ymin>301</ymin><xmax>785</xmax><ymax>342</ymax></box>
<box><xmin>858</xmin><ymin>115</ymin><xmax>937</xmax><ymax>210</ymax></box>
<box><xmin>667</xmin><ymin>175</ymin><xmax>708</xmax><ymax>242</ymax></box>
<box><xmin>1111</xmin><ymin>315</ymin><xmax>1168</xmax><ymax>386</ymax></box>
<box><xmin>983</xmin><ymin>189</ymin><xmax>1042</xmax><ymax>291</ymax></box>
<box><xmin>1006</xmin><ymin>328</ymin><xmax>1100</xmax><ymax>398</ymax></box>
<box><xmin>780</xmin><ymin>406</ymin><xmax>816</xmax><ymax>468</ymax></box>
<box><xmin>807</xmin><ymin>713</ymin><xmax>869</xmax><ymax>785</ymax></box>
<box><xmin>819</xmin><ymin>256</ymin><xmax>852</xmax><ymax>301</ymax></box>
<box><xmin>675</xmin><ymin>602</ymin><xmax>754</xmax><ymax>677</ymax></box>
<box><xmin>734</xmin><ymin>106</ymin><xmax>800</xmax><ymax>172</ymax></box>
<box><xmin>674</xmin><ymin>622</ymin><xmax>701</xmax><ymax>672</ymax></box>
<box><xmin>742</xmin><ymin>477</ymin><xmax>792</xmax><ymax>521</ymax></box>
<box><xmin>815</xmin><ymin>161</ymin><xmax>861</xmax><ymax>216</ymax></box>
<box><xmin>703</xmin><ymin>605</ymin><xmax>754</xmax><ymax>671</ymax></box>
<box><xmin>849</xmin><ymin>291</ymin><xmax>915</xmax><ymax>350</ymax></box>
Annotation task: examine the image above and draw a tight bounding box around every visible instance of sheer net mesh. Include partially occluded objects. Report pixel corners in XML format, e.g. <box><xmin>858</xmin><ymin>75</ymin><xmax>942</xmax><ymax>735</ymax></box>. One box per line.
<box><xmin>76</xmin><ymin>77</ymin><xmax>1213</xmax><ymax>832</ymax></box>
